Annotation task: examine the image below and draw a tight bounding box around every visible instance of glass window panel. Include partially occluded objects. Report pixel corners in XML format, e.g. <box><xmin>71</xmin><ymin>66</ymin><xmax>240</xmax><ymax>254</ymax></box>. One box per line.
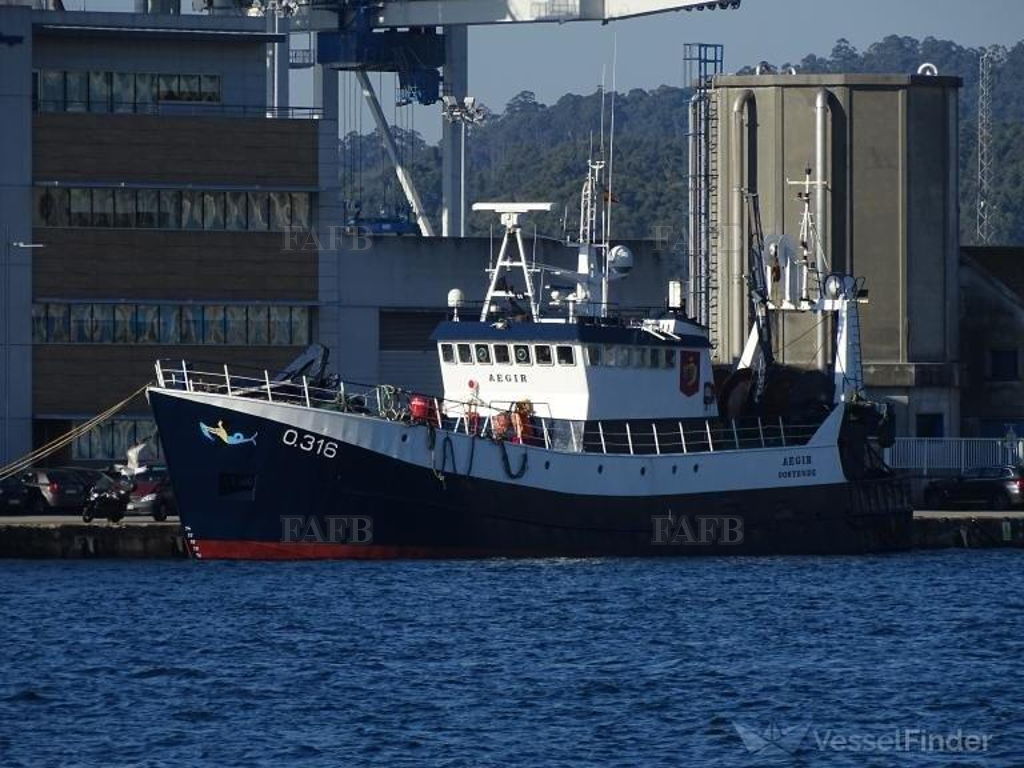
<box><xmin>137</xmin><ymin>189</ymin><xmax>158</xmax><ymax>228</ymax></box>
<box><xmin>635</xmin><ymin>348</ymin><xmax>648</xmax><ymax>368</ymax></box>
<box><xmin>200</xmin><ymin>74</ymin><xmax>221</xmax><ymax>102</ymax></box>
<box><xmin>225</xmin><ymin>191</ymin><xmax>247</xmax><ymax>231</ymax></box>
<box><xmin>204</xmin><ymin>305</ymin><xmax>225</xmax><ymax>344</ymax></box>
<box><xmin>114</xmin><ymin>304</ymin><xmax>135</xmax><ymax>343</ymax></box>
<box><xmin>69</xmin><ymin>189</ymin><xmax>91</xmax><ymax>227</ymax></box>
<box><xmin>225</xmin><ymin>306</ymin><xmax>247</xmax><ymax>344</ymax></box>
<box><xmin>615</xmin><ymin>346</ymin><xmax>631</xmax><ymax>367</ymax></box>
<box><xmin>112</xmin><ymin>72</ymin><xmax>134</xmax><ymax>113</ymax></box>
<box><xmin>135</xmin><ymin>73</ymin><xmax>156</xmax><ymax>110</ymax></box>
<box><xmin>247</xmin><ymin>192</ymin><xmax>269</xmax><ymax>231</ymax></box>
<box><xmin>32</xmin><ymin>304</ymin><xmax>47</xmax><ymax>343</ymax></box>
<box><xmin>88</xmin><ymin>71</ymin><xmax>111</xmax><ymax>113</ymax></box>
<box><xmin>92</xmin><ymin>304</ymin><xmax>113</xmax><ymax>343</ymax></box>
<box><xmin>203</xmin><ymin>191</ymin><xmax>224</xmax><ymax>230</ymax></box>
<box><xmin>664</xmin><ymin>349</ymin><xmax>676</xmax><ymax>369</ymax></box>
<box><xmin>90</xmin><ymin>423</ymin><xmax>111</xmax><ymax>461</ymax></box>
<box><xmin>535</xmin><ymin>345</ymin><xmax>553</xmax><ymax>365</ymax></box>
<box><xmin>556</xmin><ymin>345</ymin><xmax>575</xmax><ymax>365</ymax></box>
<box><xmin>269</xmin><ymin>306</ymin><xmax>290</xmax><ymax>345</ymax></box>
<box><xmin>649</xmin><ymin>348</ymin><xmax>661</xmax><ymax>368</ymax></box>
<box><xmin>91</xmin><ymin>189</ymin><xmax>113</xmax><ymax>227</ymax></box>
<box><xmin>160</xmin><ymin>305</ymin><xmax>181</xmax><ymax>344</ymax></box>
<box><xmin>47</xmin><ymin>304</ymin><xmax>69</xmax><ymax>342</ymax></box>
<box><xmin>291</xmin><ymin>193</ymin><xmax>311</xmax><ymax>229</ymax></box>
<box><xmin>159</xmin><ymin>190</ymin><xmax>181</xmax><ymax>229</ymax></box>
<box><xmin>158</xmin><ymin>74</ymin><xmax>179</xmax><ymax>101</ymax></box>
<box><xmin>65</xmin><ymin>71</ymin><xmax>87</xmax><ymax>112</ymax></box>
<box><xmin>180</xmin><ymin>305</ymin><xmax>201</xmax><ymax>344</ymax></box>
<box><xmin>586</xmin><ymin>345</ymin><xmax>602</xmax><ymax>366</ymax></box>
<box><xmin>112</xmin><ymin>420</ymin><xmax>134</xmax><ymax>463</ymax></box>
<box><xmin>494</xmin><ymin>344</ymin><xmax>510</xmax><ymax>364</ymax></box>
<box><xmin>290</xmin><ymin>307</ymin><xmax>309</xmax><ymax>345</ymax></box>
<box><xmin>181</xmin><ymin>190</ymin><xmax>202</xmax><ymax>230</ymax></box>
<box><xmin>179</xmin><ymin>74</ymin><xmax>201</xmax><ymax>102</ymax></box>
<box><xmin>248</xmin><ymin>305</ymin><xmax>269</xmax><ymax>345</ymax></box>
<box><xmin>513</xmin><ymin>344</ymin><xmax>531</xmax><ymax>365</ymax></box>
<box><xmin>114</xmin><ymin>189</ymin><xmax>135</xmax><ymax>228</ymax></box>
<box><xmin>269</xmin><ymin>192</ymin><xmax>291</xmax><ymax>230</ymax></box>
<box><xmin>474</xmin><ymin>344</ymin><xmax>491</xmax><ymax>364</ymax></box>
<box><xmin>33</xmin><ymin>187</ymin><xmax>66</xmax><ymax>227</ymax></box>
<box><xmin>136</xmin><ymin>306</ymin><xmax>159</xmax><ymax>343</ymax></box>
<box><xmin>70</xmin><ymin>305</ymin><xmax>93</xmax><ymax>342</ymax></box>
<box><xmin>457</xmin><ymin>343</ymin><xmax>472</xmax><ymax>363</ymax></box>
<box><xmin>73</xmin><ymin>422</ymin><xmax>91</xmax><ymax>460</ymax></box>
<box><xmin>40</xmin><ymin>70</ymin><xmax>64</xmax><ymax>112</ymax></box>
<box><xmin>440</xmin><ymin>344</ymin><xmax>454</xmax><ymax>363</ymax></box>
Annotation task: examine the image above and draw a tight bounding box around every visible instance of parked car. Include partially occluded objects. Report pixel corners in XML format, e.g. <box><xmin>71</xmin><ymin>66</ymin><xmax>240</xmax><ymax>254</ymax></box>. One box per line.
<box><xmin>58</xmin><ymin>466</ymin><xmax>108</xmax><ymax>493</ymax></box>
<box><xmin>924</xmin><ymin>465</ymin><xmax>1024</xmax><ymax>511</ymax></box>
<box><xmin>0</xmin><ymin>475</ymin><xmax>31</xmax><ymax>514</ymax></box>
<box><xmin>126</xmin><ymin>466</ymin><xmax>176</xmax><ymax>521</ymax></box>
<box><xmin>20</xmin><ymin>468</ymin><xmax>88</xmax><ymax>513</ymax></box>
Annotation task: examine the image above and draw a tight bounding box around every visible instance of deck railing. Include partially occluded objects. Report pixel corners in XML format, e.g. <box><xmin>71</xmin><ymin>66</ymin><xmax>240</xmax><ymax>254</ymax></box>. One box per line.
<box><xmin>156</xmin><ymin>360</ymin><xmax>823</xmax><ymax>457</ymax></box>
<box><xmin>884</xmin><ymin>438</ymin><xmax>1023</xmax><ymax>475</ymax></box>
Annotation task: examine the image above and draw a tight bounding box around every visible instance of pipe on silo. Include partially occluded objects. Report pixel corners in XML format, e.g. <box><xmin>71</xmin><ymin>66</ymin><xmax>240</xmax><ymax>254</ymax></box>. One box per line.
<box><xmin>688</xmin><ymin>93</ymin><xmax>700</xmax><ymax>320</ymax></box>
<box><xmin>815</xmin><ymin>88</ymin><xmax>830</xmax><ymax>371</ymax></box>
<box><xmin>731</xmin><ymin>89</ymin><xmax>755</xmax><ymax>360</ymax></box>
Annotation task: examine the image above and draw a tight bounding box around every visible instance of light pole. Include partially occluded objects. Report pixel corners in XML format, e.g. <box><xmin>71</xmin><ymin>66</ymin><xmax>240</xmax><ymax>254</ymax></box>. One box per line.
<box><xmin>3</xmin><ymin>228</ymin><xmax>44</xmax><ymax>463</ymax></box>
<box><xmin>442</xmin><ymin>95</ymin><xmax>486</xmax><ymax>237</ymax></box>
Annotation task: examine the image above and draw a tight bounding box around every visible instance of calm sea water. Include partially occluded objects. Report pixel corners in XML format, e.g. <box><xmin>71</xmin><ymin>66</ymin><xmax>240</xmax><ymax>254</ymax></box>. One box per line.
<box><xmin>2</xmin><ymin>551</ymin><xmax>1022</xmax><ymax>767</ymax></box>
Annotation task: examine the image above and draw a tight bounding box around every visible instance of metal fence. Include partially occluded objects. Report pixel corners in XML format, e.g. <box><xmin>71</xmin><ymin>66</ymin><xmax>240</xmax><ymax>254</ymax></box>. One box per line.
<box><xmin>884</xmin><ymin>438</ymin><xmax>1023</xmax><ymax>474</ymax></box>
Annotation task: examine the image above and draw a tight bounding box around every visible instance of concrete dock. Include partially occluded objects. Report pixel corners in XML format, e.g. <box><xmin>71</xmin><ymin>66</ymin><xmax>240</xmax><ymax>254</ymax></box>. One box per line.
<box><xmin>1</xmin><ymin>512</ymin><xmax>1023</xmax><ymax>558</ymax></box>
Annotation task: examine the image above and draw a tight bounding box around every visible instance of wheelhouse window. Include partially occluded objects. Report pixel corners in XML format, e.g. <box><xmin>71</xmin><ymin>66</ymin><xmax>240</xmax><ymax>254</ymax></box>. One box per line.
<box><xmin>513</xmin><ymin>345</ymin><xmax>531</xmax><ymax>365</ymax></box>
<box><xmin>457</xmin><ymin>343</ymin><xmax>473</xmax><ymax>363</ymax></box>
<box><xmin>586</xmin><ymin>345</ymin><xmax>602</xmax><ymax>366</ymax></box>
<box><xmin>556</xmin><ymin>345</ymin><xmax>575</xmax><ymax>366</ymax></box>
<box><xmin>475</xmin><ymin>344</ymin><xmax>491</xmax><ymax>364</ymax></box>
<box><xmin>535</xmin><ymin>345</ymin><xmax>553</xmax><ymax>365</ymax></box>
<box><xmin>635</xmin><ymin>348</ymin><xmax>648</xmax><ymax>368</ymax></box>
<box><xmin>614</xmin><ymin>346</ymin><xmax>631</xmax><ymax>367</ymax></box>
<box><xmin>664</xmin><ymin>349</ymin><xmax>677</xmax><ymax>369</ymax></box>
<box><xmin>494</xmin><ymin>344</ymin><xmax>510</xmax><ymax>364</ymax></box>
<box><xmin>649</xmin><ymin>348</ymin><xmax>661</xmax><ymax>368</ymax></box>
<box><xmin>440</xmin><ymin>343</ymin><xmax>455</xmax><ymax>363</ymax></box>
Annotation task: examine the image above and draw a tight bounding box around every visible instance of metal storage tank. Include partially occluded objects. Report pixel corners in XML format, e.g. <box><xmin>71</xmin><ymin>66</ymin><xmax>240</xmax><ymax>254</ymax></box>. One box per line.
<box><xmin>708</xmin><ymin>71</ymin><xmax>962</xmax><ymax>437</ymax></box>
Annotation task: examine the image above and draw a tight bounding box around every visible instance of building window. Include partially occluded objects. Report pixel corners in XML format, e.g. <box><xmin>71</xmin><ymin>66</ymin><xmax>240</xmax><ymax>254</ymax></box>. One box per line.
<box><xmin>33</xmin><ymin>303</ymin><xmax>312</xmax><ymax>346</ymax></box>
<box><xmin>39</xmin><ymin>70</ymin><xmax>64</xmax><ymax>112</ymax></box>
<box><xmin>65</xmin><ymin>71</ymin><xmax>87</xmax><ymax>112</ymax></box>
<box><xmin>35</xmin><ymin>70</ymin><xmax>220</xmax><ymax>113</ymax></box>
<box><xmin>990</xmin><ymin>349</ymin><xmax>1019</xmax><ymax>382</ymax></box>
<box><xmin>33</xmin><ymin>186</ymin><xmax>311</xmax><ymax>232</ymax></box>
<box><xmin>89</xmin><ymin>71</ymin><xmax>111</xmax><ymax>113</ymax></box>
<box><xmin>112</xmin><ymin>72</ymin><xmax>135</xmax><ymax>113</ymax></box>
<box><xmin>72</xmin><ymin>418</ymin><xmax>163</xmax><ymax>462</ymax></box>
<box><xmin>916</xmin><ymin>413</ymin><xmax>945</xmax><ymax>438</ymax></box>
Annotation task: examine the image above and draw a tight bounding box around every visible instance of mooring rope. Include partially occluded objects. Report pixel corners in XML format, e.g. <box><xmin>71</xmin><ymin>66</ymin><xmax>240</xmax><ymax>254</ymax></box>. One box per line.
<box><xmin>0</xmin><ymin>383</ymin><xmax>149</xmax><ymax>481</ymax></box>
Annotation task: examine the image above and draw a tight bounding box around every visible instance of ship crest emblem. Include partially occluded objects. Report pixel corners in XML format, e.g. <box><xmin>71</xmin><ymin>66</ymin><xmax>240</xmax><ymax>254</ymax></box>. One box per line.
<box><xmin>679</xmin><ymin>350</ymin><xmax>700</xmax><ymax>397</ymax></box>
<box><xmin>200</xmin><ymin>420</ymin><xmax>258</xmax><ymax>446</ymax></box>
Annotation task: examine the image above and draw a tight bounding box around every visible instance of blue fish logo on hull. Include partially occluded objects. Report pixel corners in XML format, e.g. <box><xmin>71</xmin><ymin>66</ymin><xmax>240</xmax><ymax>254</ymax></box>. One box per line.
<box><xmin>200</xmin><ymin>420</ymin><xmax>258</xmax><ymax>447</ymax></box>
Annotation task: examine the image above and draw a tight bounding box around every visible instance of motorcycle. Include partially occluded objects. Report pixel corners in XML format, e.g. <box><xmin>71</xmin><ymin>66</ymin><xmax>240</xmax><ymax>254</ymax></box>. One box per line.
<box><xmin>81</xmin><ymin>477</ymin><xmax>132</xmax><ymax>523</ymax></box>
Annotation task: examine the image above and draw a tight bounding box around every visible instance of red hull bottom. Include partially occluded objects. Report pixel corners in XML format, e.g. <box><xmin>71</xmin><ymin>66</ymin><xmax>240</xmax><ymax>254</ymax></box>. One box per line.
<box><xmin>191</xmin><ymin>539</ymin><xmax>505</xmax><ymax>560</ymax></box>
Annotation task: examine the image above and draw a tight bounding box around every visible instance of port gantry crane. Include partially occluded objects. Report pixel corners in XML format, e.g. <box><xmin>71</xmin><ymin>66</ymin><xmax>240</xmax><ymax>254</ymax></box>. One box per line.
<box><xmin>277</xmin><ymin>0</ymin><xmax>742</xmax><ymax>236</ymax></box>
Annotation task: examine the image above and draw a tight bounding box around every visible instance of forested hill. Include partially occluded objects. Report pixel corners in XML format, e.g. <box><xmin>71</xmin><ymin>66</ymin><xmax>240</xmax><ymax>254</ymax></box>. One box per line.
<box><xmin>340</xmin><ymin>35</ymin><xmax>1024</xmax><ymax>245</ymax></box>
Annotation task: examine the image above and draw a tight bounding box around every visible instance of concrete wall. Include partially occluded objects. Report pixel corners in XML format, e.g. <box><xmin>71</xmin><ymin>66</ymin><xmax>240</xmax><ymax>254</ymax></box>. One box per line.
<box><xmin>712</xmin><ymin>73</ymin><xmax>961</xmax><ymax>436</ymax></box>
<box><xmin>0</xmin><ymin>4</ymin><xmax>35</xmax><ymax>463</ymax></box>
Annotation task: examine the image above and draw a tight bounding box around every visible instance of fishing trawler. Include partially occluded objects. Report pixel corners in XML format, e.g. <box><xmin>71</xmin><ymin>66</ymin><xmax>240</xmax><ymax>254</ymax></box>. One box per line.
<box><xmin>146</xmin><ymin>162</ymin><xmax>911</xmax><ymax>559</ymax></box>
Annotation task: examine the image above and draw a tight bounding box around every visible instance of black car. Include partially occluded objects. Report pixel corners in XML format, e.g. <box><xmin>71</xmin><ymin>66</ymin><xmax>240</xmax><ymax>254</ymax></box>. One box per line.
<box><xmin>0</xmin><ymin>475</ymin><xmax>31</xmax><ymax>514</ymax></box>
<box><xmin>924</xmin><ymin>465</ymin><xmax>1024</xmax><ymax>511</ymax></box>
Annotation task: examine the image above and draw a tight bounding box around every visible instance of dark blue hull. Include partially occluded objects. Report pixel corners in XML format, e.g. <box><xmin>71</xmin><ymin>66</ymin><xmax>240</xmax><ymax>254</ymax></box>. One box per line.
<box><xmin>149</xmin><ymin>390</ymin><xmax>912</xmax><ymax>559</ymax></box>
